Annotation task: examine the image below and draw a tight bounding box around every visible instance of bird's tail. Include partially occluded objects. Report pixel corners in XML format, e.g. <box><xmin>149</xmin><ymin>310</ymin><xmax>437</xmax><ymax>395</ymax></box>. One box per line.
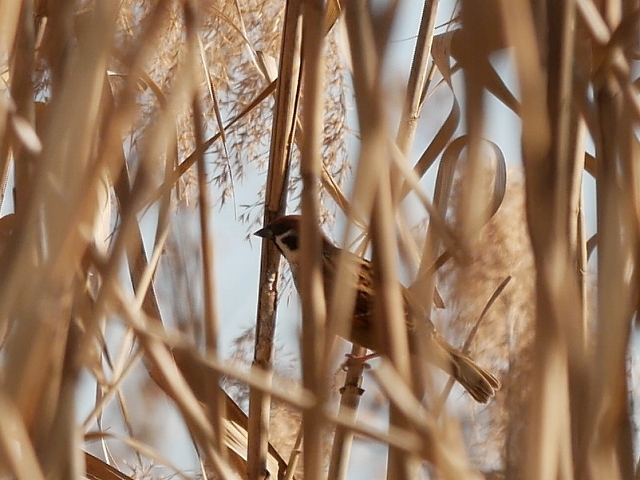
<box><xmin>434</xmin><ymin>335</ymin><xmax>501</xmax><ymax>403</ymax></box>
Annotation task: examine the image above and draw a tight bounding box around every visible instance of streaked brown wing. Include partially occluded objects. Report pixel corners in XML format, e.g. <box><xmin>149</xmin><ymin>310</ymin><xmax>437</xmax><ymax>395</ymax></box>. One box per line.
<box><xmin>322</xmin><ymin>245</ymin><xmax>437</xmax><ymax>352</ymax></box>
<box><xmin>321</xmin><ymin>248</ymin><xmax>377</xmax><ymax>350</ymax></box>
<box><xmin>402</xmin><ymin>287</ymin><xmax>436</xmax><ymax>335</ymax></box>
<box><xmin>351</xmin><ymin>258</ymin><xmax>376</xmax><ymax>341</ymax></box>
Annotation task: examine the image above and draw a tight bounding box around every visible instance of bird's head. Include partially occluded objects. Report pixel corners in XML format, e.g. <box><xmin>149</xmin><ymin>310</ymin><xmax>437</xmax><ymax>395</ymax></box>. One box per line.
<box><xmin>254</xmin><ymin>214</ymin><xmax>338</xmax><ymax>267</ymax></box>
<box><xmin>254</xmin><ymin>215</ymin><xmax>303</xmax><ymax>265</ymax></box>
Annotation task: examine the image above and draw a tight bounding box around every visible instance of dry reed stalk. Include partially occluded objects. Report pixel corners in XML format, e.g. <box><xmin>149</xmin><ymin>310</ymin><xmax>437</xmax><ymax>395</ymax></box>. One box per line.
<box><xmin>327</xmin><ymin>344</ymin><xmax>367</xmax><ymax>480</ymax></box>
<box><xmin>587</xmin><ymin>17</ymin><xmax>637</xmax><ymax>477</ymax></box>
<box><xmin>371</xmin><ymin>177</ymin><xmax>418</xmax><ymax>480</ymax></box>
<box><xmin>1</xmin><ymin>5</ymin><xmax>120</xmax><ymax>480</ymax></box>
<box><xmin>104</xmin><ymin>9</ymin><xmax>244</xmax><ymax>474</ymax></box>
<box><xmin>394</xmin><ymin>0</ymin><xmax>439</xmax><ymax>160</ymax></box>
<box><xmin>181</xmin><ymin>1</ymin><xmax>227</xmax><ymax>459</ymax></box>
<box><xmin>249</xmin><ymin>0</ymin><xmax>303</xmax><ymax>475</ymax></box>
<box><xmin>546</xmin><ymin>2</ymin><xmax>593</xmax><ymax>476</ymax></box>
<box><xmin>8</xmin><ymin>1</ymin><xmax>36</xmax><ymax>218</ymax></box>
<box><xmin>0</xmin><ymin>1</ymin><xmax>266</xmax><ymax>478</ymax></box>
<box><xmin>298</xmin><ymin>0</ymin><xmax>330</xmax><ymax>479</ymax></box>
<box><xmin>498</xmin><ymin>6</ymin><xmax>566</xmax><ymax>480</ymax></box>
<box><xmin>341</xmin><ymin>2</ymin><xmax>425</xmax><ymax>478</ymax></box>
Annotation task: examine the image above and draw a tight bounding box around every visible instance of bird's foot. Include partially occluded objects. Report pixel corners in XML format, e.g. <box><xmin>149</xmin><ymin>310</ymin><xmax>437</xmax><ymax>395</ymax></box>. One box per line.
<box><xmin>340</xmin><ymin>353</ymin><xmax>378</xmax><ymax>372</ymax></box>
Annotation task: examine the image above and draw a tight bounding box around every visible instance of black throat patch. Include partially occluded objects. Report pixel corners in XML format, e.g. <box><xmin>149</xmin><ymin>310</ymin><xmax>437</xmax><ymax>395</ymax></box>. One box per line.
<box><xmin>279</xmin><ymin>233</ymin><xmax>299</xmax><ymax>251</ymax></box>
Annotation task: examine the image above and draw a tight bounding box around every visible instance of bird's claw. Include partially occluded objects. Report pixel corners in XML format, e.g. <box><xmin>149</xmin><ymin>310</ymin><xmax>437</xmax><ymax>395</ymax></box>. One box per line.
<box><xmin>340</xmin><ymin>353</ymin><xmax>377</xmax><ymax>372</ymax></box>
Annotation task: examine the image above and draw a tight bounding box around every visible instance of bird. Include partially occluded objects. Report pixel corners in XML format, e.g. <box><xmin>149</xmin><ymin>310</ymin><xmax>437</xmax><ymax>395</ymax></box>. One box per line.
<box><xmin>254</xmin><ymin>214</ymin><xmax>501</xmax><ymax>403</ymax></box>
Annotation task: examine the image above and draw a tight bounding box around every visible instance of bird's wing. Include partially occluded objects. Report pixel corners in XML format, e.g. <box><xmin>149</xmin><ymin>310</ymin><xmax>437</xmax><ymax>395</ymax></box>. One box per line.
<box><xmin>402</xmin><ymin>287</ymin><xmax>437</xmax><ymax>335</ymax></box>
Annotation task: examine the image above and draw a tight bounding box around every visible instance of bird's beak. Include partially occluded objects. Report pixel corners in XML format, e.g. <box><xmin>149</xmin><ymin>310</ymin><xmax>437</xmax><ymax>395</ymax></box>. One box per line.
<box><xmin>254</xmin><ymin>226</ymin><xmax>273</xmax><ymax>239</ymax></box>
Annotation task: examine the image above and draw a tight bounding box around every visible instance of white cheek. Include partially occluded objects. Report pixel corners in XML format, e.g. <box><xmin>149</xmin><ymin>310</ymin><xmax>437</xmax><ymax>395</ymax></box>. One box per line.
<box><xmin>275</xmin><ymin>241</ymin><xmax>301</xmax><ymax>289</ymax></box>
<box><xmin>286</xmin><ymin>249</ymin><xmax>299</xmax><ymax>264</ymax></box>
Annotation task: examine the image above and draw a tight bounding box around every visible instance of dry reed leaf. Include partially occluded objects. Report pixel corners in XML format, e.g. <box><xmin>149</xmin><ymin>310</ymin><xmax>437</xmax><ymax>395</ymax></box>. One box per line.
<box><xmin>85</xmin><ymin>451</ymin><xmax>135</xmax><ymax>480</ymax></box>
<box><xmin>85</xmin><ymin>431</ymin><xmax>188</xmax><ymax>479</ymax></box>
<box><xmin>432</xmin><ymin>27</ymin><xmax>518</xmax><ymax>115</ymax></box>
<box><xmin>412</xmin><ymin>85</ymin><xmax>461</xmax><ymax>179</ymax></box>
<box><xmin>225</xmin><ymin>419</ymin><xmax>283</xmax><ymax>478</ymax></box>
<box><xmin>197</xmin><ymin>34</ymin><xmax>230</xmax><ymax>161</ymax></box>
<box><xmin>325</xmin><ymin>0</ymin><xmax>342</xmax><ymax>32</ymax></box>
<box><xmin>390</xmin><ymin>139</ymin><xmax>468</xmax><ymax>258</ymax></box>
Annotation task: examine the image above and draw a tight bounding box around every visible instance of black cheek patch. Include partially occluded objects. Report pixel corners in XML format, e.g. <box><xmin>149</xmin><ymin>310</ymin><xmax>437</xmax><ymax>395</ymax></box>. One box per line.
<box><xmin>281</xmin><ymin>234</ymin><xmax>299</xmax><ymax>251</ymax></box>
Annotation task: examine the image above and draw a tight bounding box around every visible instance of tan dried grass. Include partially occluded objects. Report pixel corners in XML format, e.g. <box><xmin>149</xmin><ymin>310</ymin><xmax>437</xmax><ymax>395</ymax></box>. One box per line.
<box><xmin>0</xmin><ymin>1</ymin><xmax>638</xmax><ymax>479</ymax></box>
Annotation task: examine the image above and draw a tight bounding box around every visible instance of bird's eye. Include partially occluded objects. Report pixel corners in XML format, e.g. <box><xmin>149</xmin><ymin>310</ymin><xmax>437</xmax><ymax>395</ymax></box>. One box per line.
<box><xmin>280</xmin><ymin>233</ymin><xmax>298</xmax><ymax>251</ymax></box>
